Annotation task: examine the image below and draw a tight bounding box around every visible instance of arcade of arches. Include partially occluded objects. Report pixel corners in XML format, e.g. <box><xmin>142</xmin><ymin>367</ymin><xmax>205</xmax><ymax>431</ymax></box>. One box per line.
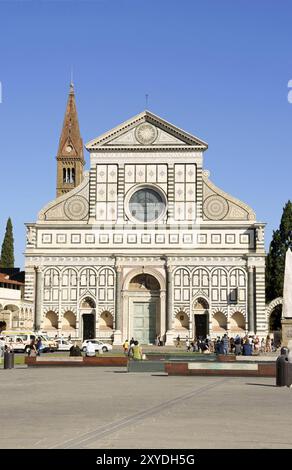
<box><xmin>32</xmin><ymin>266</ymin><xmax>283</xmax><ymax>343</ymax></box>
<box><xmin>0</xmin><ymin>303</ymin><xmax>33</xmax><ymax>331</ymax></box>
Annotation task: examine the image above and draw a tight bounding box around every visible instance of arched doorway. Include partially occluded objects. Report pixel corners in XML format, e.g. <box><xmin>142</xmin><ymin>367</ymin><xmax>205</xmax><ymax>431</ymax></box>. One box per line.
<box><xmin>266</xmin><ymin>297</ymin><xmax>283</xmax><ymax>346</ymax></box>
<box><xmin>269</xmin><ymin>305</ymin><xmax>282</xmax><ymax>331</ymax></box>
<box><xmin>230</xmin><ymin>312</ymin><xmax>245</xmax><ymax>335</ymax></box>
<box><xmin>44</xmin><ymin>311</ymin><xmax>58</xmax><ymax>332</ymax></box>
<box><xmin>80</xmin><ymin>297</ymin><xmax>96</xmax><ymax>340</ymax></box>
<box><xmin>212</xmin><ymin>311</ymin><xmax>227</xmax><ymax>335</ymax></box>
<box><xmin>128</xmin><ymin>274</ymin><xmax>160</xmax><ymax>344</ymax></box>
<box><xmin>193</xmin><ymin>298</ymin><xmax>209</xmax><ymax>338</ymax></box>
<box><xmin>62</xmin><ymin>311</ymin><xmax>76</xmax><ymax>337</ymax></box>
<box><xmin>174</xmin><ymin>311</ymin><xmax>189</xmax><ymax>338</ymax></box>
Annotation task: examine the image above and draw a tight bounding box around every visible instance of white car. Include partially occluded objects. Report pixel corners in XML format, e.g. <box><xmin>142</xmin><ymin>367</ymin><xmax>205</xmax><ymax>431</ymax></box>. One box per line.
<box><xmin>55</xmin><ymin>339</ymin><xmax>73</xmax><ymax>351</ymax></box>
<box><xmin>81</xmin><ymin>339</ymin><xmax>112</xmax><ymax>353</ymax></box>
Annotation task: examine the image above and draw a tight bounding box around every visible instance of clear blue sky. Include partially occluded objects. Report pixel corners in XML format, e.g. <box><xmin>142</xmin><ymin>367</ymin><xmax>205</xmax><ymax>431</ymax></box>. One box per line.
<box><xmin>0</xmin><ymin>0</ymin><xmax>291</xmax><ymax>268</ymax></box>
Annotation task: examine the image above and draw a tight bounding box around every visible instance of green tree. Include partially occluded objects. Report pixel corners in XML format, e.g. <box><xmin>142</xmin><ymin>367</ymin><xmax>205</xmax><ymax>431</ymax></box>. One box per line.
<box><xmin>266</xmin><ymin>201</ymin><xmax>292</xmax><ymax>302</ymax></box>
<box><xmin>0</xmin><ymin>217</ymin><xmax>15</xmax><ymax>268</ymax></box>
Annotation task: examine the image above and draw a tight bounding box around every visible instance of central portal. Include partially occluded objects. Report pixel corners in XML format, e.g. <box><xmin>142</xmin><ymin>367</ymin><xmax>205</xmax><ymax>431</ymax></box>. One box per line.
<box><xmin>80</xmin><ymin>297</ymin><xmax>96</xmax><ymax>340</ymax></box>
<box><xmin>133</xmin><ymin>301</ymin><xmax>157</xmax><ymax>344</ymax></box>
<box><xmin>129</xmin><ymin>274</ymin><xmax>160</xmax><ymax>345</ymax></box>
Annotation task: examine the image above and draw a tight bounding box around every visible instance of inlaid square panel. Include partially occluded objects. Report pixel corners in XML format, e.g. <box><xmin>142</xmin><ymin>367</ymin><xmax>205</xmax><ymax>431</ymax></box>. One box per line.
<box><xmin>183</xmin><ymin>234</ymin><xmax>193</xmax><ymax>243</ymax></box>
<box><xmin>225</xmin><ymin>234</ymin><xmax>235</xmax><ymax>244</ymax></box>
<box><xmin>56</xmin><ymin>234</ymin><xmax>66</xmax><ymax>244</ymax></box>
<box><xmin>197</xmin><ymin>233</ymin><xmax>207</xmax><ymax>244</ymax></box>
<box><xmin>71</xmin><ymin>234</ymin><xmax>81</xmax><ymax>244</ymax></box>
<box><xmin>85</xmin><ymin>234</ymin><xmax>95</xmax><ymax>244</ymax></box>
<box><xmin>99</xmin><ymin>234</ymin><xmax>109</xmax><ymax>244</ymax></box>
<box><xmin>127</xmin><ymin>234</ymin><xmax>137</xmax><ymax>244</ymax></box>
<box><xmin>42</xmin><ymin>234</ymin><xmax>52</xmax><ymax>244</ymax></box>
<box><xmin>211</xmin><ymin>234</ymin><xmax>221</xmax><ymax>244</ymax></box>
<box><xmin>141</xmin><ymin>234</ymin><xmax>151</xmax><ymax>244</ymax></box>
<box><xmin>169</xmin><ymin>234</ymin><xmax>179</xmax><ymax>244</ymax></box>
<box><xmin>155</xmin><ymin>234</ymin><xmax>165</xmax><ymax>244</ymax></box>
<box><xmin>114</xmin><ymin>234</ymin><xmax>123</xmax><ymax>244</ymax></box>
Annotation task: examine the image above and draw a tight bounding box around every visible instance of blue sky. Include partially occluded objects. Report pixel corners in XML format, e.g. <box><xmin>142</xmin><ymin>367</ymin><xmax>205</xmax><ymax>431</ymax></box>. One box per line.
<box><xmin>0</xmin><ymin>0</ymin><xmax>291</xmax><ymax>267</ymax></box>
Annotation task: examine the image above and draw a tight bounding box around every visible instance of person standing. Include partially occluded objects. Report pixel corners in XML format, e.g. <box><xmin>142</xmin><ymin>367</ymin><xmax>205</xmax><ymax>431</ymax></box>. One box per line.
<box><xmin>176</xmin><ymin>335</ymin><xmax>181</xmax><ymax>348</ymax></box>
<box><xmin>28</xmin><ymin>336</ymin><xmax>37</xmax><ymax>357</ymax></box>
<box><xmin>265</xmin><ymin>335</ymin><xmax>272</xmax><ymax>353</ymax></box>
<box><xmin>123</xmin><ymin>339</ymin><xmax>129</xmax><ymax>355</ymax></box>
<box><xmin>132</xmin><ymin>341</ymin><xmax>142</xmax><ymax>360</ymax></box>
<box><xmin>234</xmin><ymin>335</ymin><xmax>242</xmax><ymax>355</ymax></box>
<box><xmin>222</xmin><ymin>333</ymin><xmax>229</xmax><ymax>355</ymax></box>
<box><xmin>254</xmin><ymin>336</ymin><xmax>260</xmax><ymax>354</ymax></box>
<box><xmin>36</xmin><ymin>337</ymin><xmax>43</xmax><ymax>356</ymax></box>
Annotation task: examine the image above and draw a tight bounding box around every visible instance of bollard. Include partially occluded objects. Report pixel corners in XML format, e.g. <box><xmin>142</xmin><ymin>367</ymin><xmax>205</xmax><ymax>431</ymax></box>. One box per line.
<box><xmin>4</xmin><ymin>351</ymin><xmax>11</xmax><ymax>369</ymax></box>
<box><xmin>3</xmin><ymin>351</ymin><xmax>14</xmax><ymax>369</ymax></box>
<box><xmin>276</xmin><ymin>354</ymin><xmax>288</xmax><ymax>386</ymax></box>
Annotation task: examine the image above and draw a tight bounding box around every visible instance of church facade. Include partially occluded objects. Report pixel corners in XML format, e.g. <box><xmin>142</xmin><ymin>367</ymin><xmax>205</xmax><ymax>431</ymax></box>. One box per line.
<box><xmin>24</xmin><ymin>86</ymin><xmax>267</xmax><ymax>344</ymax></box>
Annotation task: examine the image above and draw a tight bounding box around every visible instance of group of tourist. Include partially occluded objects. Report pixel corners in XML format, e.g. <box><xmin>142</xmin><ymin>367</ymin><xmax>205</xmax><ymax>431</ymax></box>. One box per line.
<box><xmin>175</xmin><ymin>333</ymin><xmax>278</xmax><ymax>356</ymax></box>
<box><xmin>122</xmin><ymin>338</ymin><xmax>143</xmax><ymax>360</ymax></box>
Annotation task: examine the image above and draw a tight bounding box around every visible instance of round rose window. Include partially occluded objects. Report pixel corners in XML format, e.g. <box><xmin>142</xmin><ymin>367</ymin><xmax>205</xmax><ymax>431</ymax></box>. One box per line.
<box><xmin>129</xmin><ymin>188</ymin><xmax>165</xmax><ymax>222</ymax></box>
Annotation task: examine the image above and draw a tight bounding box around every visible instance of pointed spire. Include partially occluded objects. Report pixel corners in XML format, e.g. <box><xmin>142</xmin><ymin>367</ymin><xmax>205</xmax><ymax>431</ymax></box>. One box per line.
<box><xmin>57</xmin><ymin>83</ymin><xmax>84</xmax><ymax>158</ymax></box>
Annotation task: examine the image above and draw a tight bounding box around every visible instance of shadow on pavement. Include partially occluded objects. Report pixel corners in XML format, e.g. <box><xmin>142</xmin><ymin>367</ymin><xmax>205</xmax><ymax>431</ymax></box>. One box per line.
<box><xmin>245</xmin><ymin>383</ymin><xmax>276</xmax><ymax>387</ymax></box>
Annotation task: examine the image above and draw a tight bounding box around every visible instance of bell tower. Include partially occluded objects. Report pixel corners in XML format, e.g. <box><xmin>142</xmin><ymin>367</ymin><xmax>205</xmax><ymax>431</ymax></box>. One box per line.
<box><xmin>56</xmin><ymin>83</ymin><xmax>85</xmax><ymax>197</ymax></box>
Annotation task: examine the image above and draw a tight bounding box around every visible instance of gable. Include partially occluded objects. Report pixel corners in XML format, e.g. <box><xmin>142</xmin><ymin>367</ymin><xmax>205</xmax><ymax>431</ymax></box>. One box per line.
<box><xmin>86</xmin><ymin>111</ymin><xmax>208</xmax><ymax>150</ymax></box>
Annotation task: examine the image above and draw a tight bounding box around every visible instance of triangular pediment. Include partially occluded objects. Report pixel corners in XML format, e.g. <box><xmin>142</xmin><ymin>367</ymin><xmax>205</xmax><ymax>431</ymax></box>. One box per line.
<box><xmin>85</xmin><ymin>111</ymin><xmax>208</xmax><ymax>150</ymax></box>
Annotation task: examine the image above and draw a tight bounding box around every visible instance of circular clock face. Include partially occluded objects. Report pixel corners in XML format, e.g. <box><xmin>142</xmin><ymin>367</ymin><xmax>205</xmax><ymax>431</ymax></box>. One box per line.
<box><xmin>135</xmin><ymin>123</ymin><xmax>157</xmax><ymax>145</ymax></box>
<box><xmin>66</xmin><ymin>145</ymin><xmax>73</xmax><ymax>153</ymax></box>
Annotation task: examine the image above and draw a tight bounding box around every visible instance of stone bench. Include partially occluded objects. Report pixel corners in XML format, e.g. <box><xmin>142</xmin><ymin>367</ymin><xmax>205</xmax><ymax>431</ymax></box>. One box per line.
<box><xmin>25</xmin><ymin>356</ymin><xmax>128</xmax><ymax>367</ymax></box>
<box><xmin>127</xmin><ymin>360</ymin><xmax>165</xmax><ymax>373</ymax></box>
<box><xmin>165</xmin><ymin>361</ymin><xmax>276</xmax><ymax>377</ymax></box>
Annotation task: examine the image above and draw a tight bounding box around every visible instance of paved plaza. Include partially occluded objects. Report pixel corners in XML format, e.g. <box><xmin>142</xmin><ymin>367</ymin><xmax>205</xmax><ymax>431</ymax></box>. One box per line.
<box><xmin>0</xmin><ymin>367</ymin><xmax>292</xmax><ymax>449</ymax></box>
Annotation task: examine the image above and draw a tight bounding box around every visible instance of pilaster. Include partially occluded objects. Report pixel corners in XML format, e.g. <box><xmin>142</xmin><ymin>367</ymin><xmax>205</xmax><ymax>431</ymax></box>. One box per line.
<box><xmin>34</xmin><ymin>266</ymin><xmax>43</xmax><ymax>332</ymax></box>
<box><xmin>113</xmin><ymin>263</ymin><xmax>122</xmax><ymax>344</ymax></box>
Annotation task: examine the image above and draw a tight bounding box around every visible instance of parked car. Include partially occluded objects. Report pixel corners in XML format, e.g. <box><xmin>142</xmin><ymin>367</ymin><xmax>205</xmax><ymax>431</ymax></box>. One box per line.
<box><xmin>55</xmin><ymin>339</ymin><xmax>73</xmax><ymax>351</ymax></box>
<box><xmin>81</xmin><ymin>339</ymin><xmax>112</xmax><ymax>353</ymax></box>
<box><xmin>0</xmin><ymin>331</ymin><xmax>57</xmax><ymax>353</ymax></box>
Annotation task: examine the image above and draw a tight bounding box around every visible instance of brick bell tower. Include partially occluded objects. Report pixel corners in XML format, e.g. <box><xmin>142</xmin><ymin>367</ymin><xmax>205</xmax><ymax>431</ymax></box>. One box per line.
<box><xmin>56</xmin><ymin>83</ymin><xmax>85</xmax><ymax>197</ymax></box>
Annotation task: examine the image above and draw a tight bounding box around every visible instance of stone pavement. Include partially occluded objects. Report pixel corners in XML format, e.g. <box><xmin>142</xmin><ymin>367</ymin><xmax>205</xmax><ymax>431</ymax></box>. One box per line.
<box><xmin>0</xmin><ymin>367</ymin><xmax>292</xmax><ymax>449</ymax></box>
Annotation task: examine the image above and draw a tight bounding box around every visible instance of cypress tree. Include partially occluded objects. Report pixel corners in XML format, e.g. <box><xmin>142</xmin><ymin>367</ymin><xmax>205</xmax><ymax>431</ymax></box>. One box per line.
<box><xmin>0</xmin><ymin>217</ymin><xmax>15</xmax><ymax>268</ymax></box>
<box><xmin>266</xmin><ymin>201</ymin><xmax>292</xmax><ymax>302</ymax></box>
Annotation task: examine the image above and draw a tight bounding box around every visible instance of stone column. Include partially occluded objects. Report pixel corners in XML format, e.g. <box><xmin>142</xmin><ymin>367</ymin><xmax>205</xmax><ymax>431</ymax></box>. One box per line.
<box><xmin>165</xmin><ymin>264</ymin><xmax>174</xmax><ymax>345</ymax></box>
<box><xmin>248</xmin><ymin>266</ymin><xmax>255</xmax><ymax>335</ymax></box>
<box><xmin>34</xmin><ymin>266</ymin><xmax>43</xmax><ymax>332</ymax></box>
<box><xmin>113</xmin><ymin>264</ymin><xmax>122</xmax><ymax>345</ymax></box>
